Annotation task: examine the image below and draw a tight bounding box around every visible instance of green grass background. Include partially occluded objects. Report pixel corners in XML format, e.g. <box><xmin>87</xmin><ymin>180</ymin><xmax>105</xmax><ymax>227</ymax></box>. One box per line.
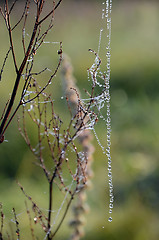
<box><xmin>0</xmin><ymin>0</ymin><xmax>159</xmax><ymax>239</ymax></box>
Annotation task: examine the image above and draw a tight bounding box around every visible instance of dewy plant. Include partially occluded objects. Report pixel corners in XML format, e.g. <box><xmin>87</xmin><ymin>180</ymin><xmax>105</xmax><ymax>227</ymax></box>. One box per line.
<box><xmin>0</xmin><ymin>0</ymin><xmax>113</xmax><ymax>239</ymax></box>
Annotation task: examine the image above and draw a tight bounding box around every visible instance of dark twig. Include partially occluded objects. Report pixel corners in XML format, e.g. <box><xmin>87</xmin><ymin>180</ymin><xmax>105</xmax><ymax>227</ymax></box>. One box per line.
<box><xmin>0</xmin><ymin>0</ymin><xmax>63</xmax><ymax>143</ymax></box>
<box><xmin>12</xmin><ymin>208</ymin><xmax>20</xmax><ymax>239</ymax></box>
<box><xmin>0</xmin><ymin>47</ymin><xmax>11</xmax><ymax>81</ymax></box>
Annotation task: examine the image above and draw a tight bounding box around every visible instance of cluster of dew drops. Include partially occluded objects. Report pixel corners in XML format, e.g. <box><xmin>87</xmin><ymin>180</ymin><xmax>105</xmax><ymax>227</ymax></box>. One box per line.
<box><xmin>60</xmin><ymin>0</ymin><xmax>114</xmax><ymax>224</ymax></box>
<box><xmin>89</xmin><ymin>0</ymin><xmax>113</xmax><ymax>223</ymax></box>
<box><xmin>101</xmin><ymin>0</ymin><xmax>114</xmax><ymax>224</ymax></box>
<box><xmin>86</xmin><ymin>1</ymin><xmax>113</xmax><ymax>223</ymax></box>
<box><xmin>102</xmin><ymin>0</ymin><xmax>113</xmax><ymax>223</ymax></box>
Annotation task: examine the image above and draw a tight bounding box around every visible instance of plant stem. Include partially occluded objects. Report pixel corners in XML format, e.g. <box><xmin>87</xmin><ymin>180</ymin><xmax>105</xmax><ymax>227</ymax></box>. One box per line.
<box><xmin>48</xmin><ymin>180</ymin><xmax>53</xmax><ymax>240</ymax></box>
<box><xmin>0</xmin><ymin>11</ymin><xmax>39</xmax><ymax>138</ymax></box>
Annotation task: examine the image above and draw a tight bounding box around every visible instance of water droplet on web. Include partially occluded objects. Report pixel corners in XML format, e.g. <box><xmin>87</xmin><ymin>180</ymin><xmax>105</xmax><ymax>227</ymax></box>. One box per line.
<box><xmin>88</xmin><ymin>0</ymin><xmax>114</xmax><ymax>224</ymax></box>
<box><xmin>109</xmin><ymin>209</ymin><xmax>112</xmax><ymax>214</ymax></box>
<box><xmin>108</xmin><ymin>217</ymin><xmax>112</xmax><ymax>222</ymax></box>
<box><xmin>109</xmin><ymin>203</ymin><xmax>113</xmax><ymax>209</ymax></box>
<box><xmin>108</xmin><ymin>172</ymin><xmax>112</xmax><ymax>178</ymax></box>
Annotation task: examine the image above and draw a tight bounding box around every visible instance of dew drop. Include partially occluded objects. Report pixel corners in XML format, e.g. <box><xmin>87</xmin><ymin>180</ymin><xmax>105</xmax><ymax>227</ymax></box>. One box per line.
<box><xmin>109</xmin><ymin>209</ymin><xmax>112</xmax><ymax>214</ymax></box>
<box><xmin>108</xmin><ymin>217</ymin><xmax>112</xmax><ymax>222</ymax></box>
<box><xmin>108</xmin><ymin>172</ymin><xmax>112</xmax><ymax>178</ymax></box>
<box><xmin>109</xmin><ymin>203</ymin><xmax>113</xmax><ymax>209</ymax></box>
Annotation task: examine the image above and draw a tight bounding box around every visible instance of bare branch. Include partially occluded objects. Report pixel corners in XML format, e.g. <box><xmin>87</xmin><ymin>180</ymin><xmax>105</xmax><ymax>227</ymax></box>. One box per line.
<box><xmin>11</xmin><ymin>0</ymin><xmax>30</xmax><ymax>31</ymax></box>
<box><xmin>9</xmin><ymin>0</ymin><xmax>18</xmax><ymax>14</ymax></box>
<box><xmin>0</xmin><ymin>0</ymin><xmax>62</xmax><ymax>140</ymax></box>
<box><xmin>38</xmin><ymin>0</ymin><xmax>63</xmax><ymax>25</ymax></box>
<box><xmin>5</xmin><ymin>0</ymin><xmax>18</xmax><ymax>72</ymax></box>
<box><xmin>0</xmin><ymin>47</ymin><xmax>11</xmax><ymax>81</ymax></box>
<box><xmin>0</xmin><ymin>7</ymin><xmax>6</xmax><ymax>21</ymax></box>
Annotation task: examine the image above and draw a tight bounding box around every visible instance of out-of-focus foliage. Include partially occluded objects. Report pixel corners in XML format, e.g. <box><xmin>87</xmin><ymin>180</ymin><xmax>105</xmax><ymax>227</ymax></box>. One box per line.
<box><xmin>0</xmin><ymin>1</ymin><xmax>159</xmax><ymax>239</ymax></box>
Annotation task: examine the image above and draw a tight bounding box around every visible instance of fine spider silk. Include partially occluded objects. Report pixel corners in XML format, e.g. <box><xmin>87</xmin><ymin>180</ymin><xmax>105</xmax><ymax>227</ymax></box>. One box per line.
<box><xmin>87</xmin><ymin>0</ymin><xmax>114</xmax><ymax>223</ymax></box>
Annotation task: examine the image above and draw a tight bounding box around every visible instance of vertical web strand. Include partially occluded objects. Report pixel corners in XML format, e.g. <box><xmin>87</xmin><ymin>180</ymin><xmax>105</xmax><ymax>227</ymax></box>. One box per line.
<box><xmin>99</xmin><ymin>0</ymin><xmax>114</xmax><ymax>222</ymax></box>
<box><xmin>86</xmin><ymin>0</ymin><xmax>114</xmax><ymax>223</ymax></box>
<box><xmin>105</xmin><ymin>0</ymin><xmax>113</xmax><ymax>223</ymax></box>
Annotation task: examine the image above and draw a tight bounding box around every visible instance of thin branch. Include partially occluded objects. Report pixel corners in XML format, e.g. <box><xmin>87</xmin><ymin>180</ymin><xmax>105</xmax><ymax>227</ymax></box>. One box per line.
<box><xmin>24</xmin><ymin>42</ymin><xmax>63</xmax><ymax>104</ymax></box>
<box><xmin>22</xmin><ymin>1</ymin><xmax>31</xmax><ymax>54</ymax></box>
<box><xmin>5</xmin><ymin>0</ymin><xmax>18</xmax><ymax>73</ymax></box>
<box><xmin>0</xmin><ymin>7</ymin><xmax>6</xmax><ymax>22</ymax></box>
<box><xmin>0</xmin><ymin>47</ymin><xmax>11</xmax><ymax>81</ymax></box>
<box><xmin>9</xmin><ymin>0</ymin><xmax>18</xmax><ymax>14</ymax></box>
<box><xmin>0</xmin><ymin>1</ymin><xmax>41</xmax><ymax>138</ymax></box>
<box><xmin>38</xmin><ymin>0</ymin><xmax>63</xmax><ymax>25</ymax></box>
<box><xmin>1</xmin><ymin>102</ymin><xmax>21</xmax><ymax>137</ymax></box>
<box><xmin>12</xmin><ymin>208</ymin><xmax>20</xmax><ymax>239</ymax></box>
<box><xmin>11</xmin><ymin>0</ymin><xmax>30</xmax><ymax>31</ymax></box>
<box><xmin>47</xmin><ymin>181</ymin><xmax>53</xmax><ymax>240</ymax></box>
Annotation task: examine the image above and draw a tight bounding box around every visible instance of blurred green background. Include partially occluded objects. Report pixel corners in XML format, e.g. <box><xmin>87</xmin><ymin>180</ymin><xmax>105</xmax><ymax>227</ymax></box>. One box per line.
<box><xmin>0</xmin><ymin>0</ymin><xmax>159</xmax><ymax>239</ymax></box>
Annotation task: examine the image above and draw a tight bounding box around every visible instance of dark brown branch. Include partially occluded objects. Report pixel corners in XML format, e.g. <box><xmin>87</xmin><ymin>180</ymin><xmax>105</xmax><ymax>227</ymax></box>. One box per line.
<box><xmin>0</xmin><ymin>1</ymin><xmax>44</xmax><ymax>139</ymax></box>
<box><xmin>0</xmin><ymin>7</ymin><xmax>6</xmax><ymax>22</ymax></box>
<box><xmin>12</xmin><ymin>208</ymin><xmax>20</xmax><ymax>239</ymax></box>
<box><xmin>5</xmin><ymin>0</ymin><xmax>18</xmax><ymax>73</ymax></box>
<box><xmin>0</xmin><ymin>47</ymin><xmax>11</xmax><ymax>81</ymax></box>
<box><xmin>1</xmin><ymin>102</ymin><xmax>21</xmax><ymax>137</ymax></box>
<box><xmin>11</xmin><ymin>0</ymin><xmax>30</xmax><ymax>31</ymax></box>
<box><xmin>38</xmin><ymin>0</ymin><xmax>63</xmax><ymax>25</ymax></box>
<box><xmin>9</xmin><ymin>0</ymin><xmax>18</xmax><ymax>14</ymax></box>
<box><xmin>47</xmin><ymin>181</ymin><xmax>53</xmax><ymax>240</ymax></box>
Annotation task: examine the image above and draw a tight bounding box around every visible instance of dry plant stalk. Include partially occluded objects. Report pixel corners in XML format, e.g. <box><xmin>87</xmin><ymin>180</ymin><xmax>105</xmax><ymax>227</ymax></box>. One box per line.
<box><xmin>61</xmin><ymin>54</ymin><xmax>94</xmax><ymax>240</ymax></box>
